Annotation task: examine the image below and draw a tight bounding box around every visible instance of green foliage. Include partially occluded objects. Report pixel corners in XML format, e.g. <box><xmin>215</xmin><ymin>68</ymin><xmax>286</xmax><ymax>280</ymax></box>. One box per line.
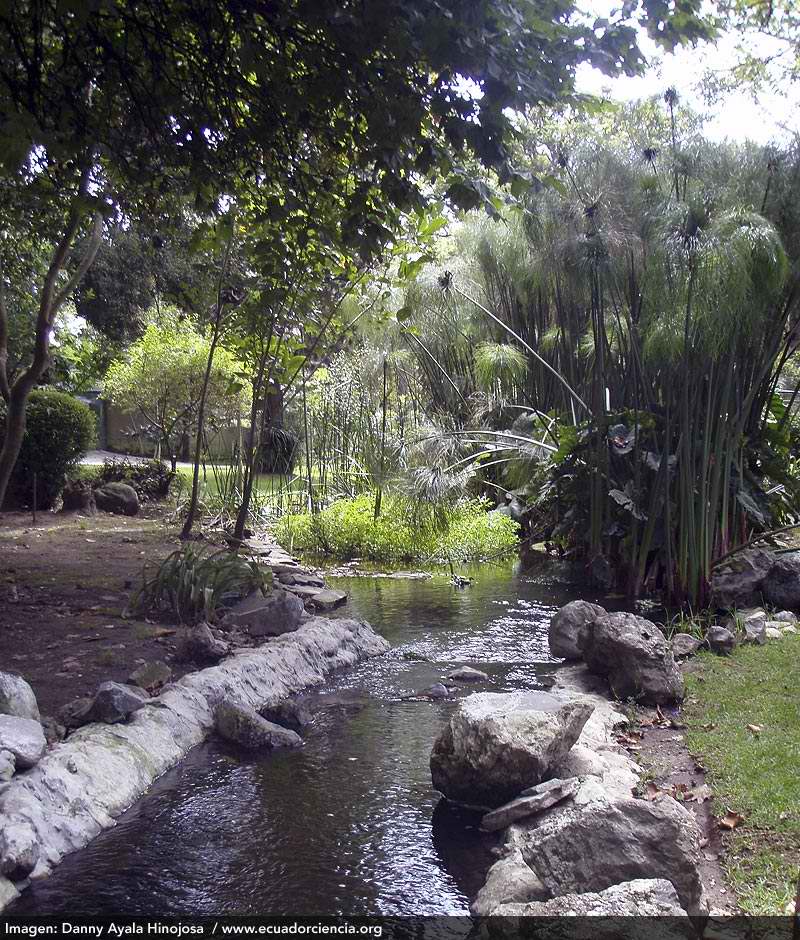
<box><xmin>103</xmin><ymin>312</ymin><xmax>249</xmax><ymax>466</ymax></box>
<box><xmin>278</xmin><ymin>494</ymin><xmax>518</xmax><ymax>562</ymax></box>
<box><xmin>95</xmin><ymin>458</ymin><xmax>175</xmax><ymax>502</ymax></box>
<box><xmin>0</xmin><ymin>388</ymin><xmax>95</xmax><ymax>509</ymax></box>
<box><xmin>132</xmin><ymin>544</ymin><xmax>272</xmax><ymax>624</ymax></box>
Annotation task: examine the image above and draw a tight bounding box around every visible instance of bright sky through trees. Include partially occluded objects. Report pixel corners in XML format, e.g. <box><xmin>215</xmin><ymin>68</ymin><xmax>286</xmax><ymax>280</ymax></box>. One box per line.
<box><xmin>577</xmin><ymin>1</ymin><xmax>800</xmax><ymax>142</ymax></box>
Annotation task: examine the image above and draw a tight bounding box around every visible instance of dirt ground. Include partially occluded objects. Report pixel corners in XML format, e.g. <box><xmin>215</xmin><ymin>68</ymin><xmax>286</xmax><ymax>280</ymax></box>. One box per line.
<box><xmin>0</xmin><ymin>508</ymin><xmax>190</xmax><ymax>718</ymax></box>
<box><xmin>629</xmin><ymin>700</ymin><xmax>741</xmax><ymax>916</ymax></box>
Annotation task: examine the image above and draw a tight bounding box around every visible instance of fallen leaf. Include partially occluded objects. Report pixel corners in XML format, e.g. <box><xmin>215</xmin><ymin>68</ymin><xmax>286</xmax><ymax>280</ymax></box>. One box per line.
<box><xmin>645</xmin><ymin>782</ymin><xmax>664</xmax><ymax>801</ymax></box>
<box><xmin>746</xmin><ymin>724</ymin><xmax>763</xmax><ymax>735</ymax></box>
<box><xmin>685</xmin><ymin>784</ymin><xmax>713</xmax><ymax>803</ymax></box>
<box><xmin>719</xmin><ymin>810</ymin><xmax>745</xmax><ymax>830</ymax></box>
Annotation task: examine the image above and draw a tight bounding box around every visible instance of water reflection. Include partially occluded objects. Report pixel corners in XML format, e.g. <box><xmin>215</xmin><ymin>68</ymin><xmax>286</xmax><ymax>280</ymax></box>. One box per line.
<box><xmin>14</xmin><ymin>562</ymin><xmax>595</xmax><ymax>916</ymax></box>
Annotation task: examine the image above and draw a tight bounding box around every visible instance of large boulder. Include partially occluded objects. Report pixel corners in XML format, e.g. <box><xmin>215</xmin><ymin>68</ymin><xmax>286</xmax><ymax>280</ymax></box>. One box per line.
<box><xmin>761</xmin><ymin>553</ymin><xmax>800</xmax><ymax>610</ymax></box>
<box><xmin>709</xmin><ymin>547</ymin><xmax>775</xmax><ymax>609</ymax></box>
<box><xmin>474</xmin><ymin>795</ymin><xmax>706</xmax><ymax>917</ymax></box>
<box><xmin>223</xmin><ymin>590</ymin><xmax>304</xmax><ymax>638</ymax></box>
<box><xmin>260</xmin><ymin>698</ymin><xmax>313</xmax><ymax>733</ymax></box>
<box><xmin>578</xmin><ymin>612</ymin><xmax>684</xmax><ymax>705</ymax></box>
<box><xmin>548</xmin><ymin>601</ymin><xmax>606</xmax><ymax>660</ymax></box>
<box><xmin>0</xmin><ymin>715</ymin><xmax>46</xmax><ymax>769</ymax></box>
<box><xmin>79</xmin><ymin>682</ymin><xmax>149</xmax><ymax>725</ymax></box>
<box><xmin>493</xmin><ymin>878</ymin><xmax>689</xmax><ymax>918</ymax></box>
<box><xmin>93</xmin><ymin>481</ymin><xmax>139</xmax><ymax>516</ymax></box>
<box><xmin>60</xmin><ymin>480</ymin><xmax>96</xmax><ymax>514</ymax></box>
<box><xmin>0</xmin><ymin>672</ymin><xmax>39</xmax><ymax>721</ymax></box>
<box><xmin>430</xmin><ymin>691</ymin><xmax>594</xmax><ymax>808</ymax></box>
<box><xmin>215</xmin><ymin>701</ymin><xmax>303</xmax><ymax>750</ymax></box>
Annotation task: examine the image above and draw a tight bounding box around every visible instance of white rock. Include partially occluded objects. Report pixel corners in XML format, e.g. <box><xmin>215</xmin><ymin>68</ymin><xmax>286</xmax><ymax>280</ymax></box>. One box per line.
<box><xmin>0</xmin><ymin>716</ymin><xmax>46</xmax><ymax>769</ymax></box>
<box><xmin>0</xmin><ymin>672</ymin><xmax>39</xmax><ymax>721</ymax></box>
<box><xmin>495</xmin><ymin>878</ymin><xmax>689</xmax><ymax>918</ymax></box>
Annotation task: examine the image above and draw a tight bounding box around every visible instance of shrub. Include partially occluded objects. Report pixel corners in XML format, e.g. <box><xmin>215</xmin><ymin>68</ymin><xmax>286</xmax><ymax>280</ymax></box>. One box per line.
<box><xmin>95</xmin><ymin>457</ymin><xmax>175</xmax><ymax>502</ymax></box>
<box><xmin>0</xmin><ymin>388</ymin><xmax>96</xmax><ymax>509</ymax></box>
<box><xmin>131</xmin><ymin>543</ymin><xmax>272</xmax><ymax>624</ymax></box>
<box><xmin>277</xmin><ymin>494</ymin><xmax>519</xmax><ymax>562</ymax></box>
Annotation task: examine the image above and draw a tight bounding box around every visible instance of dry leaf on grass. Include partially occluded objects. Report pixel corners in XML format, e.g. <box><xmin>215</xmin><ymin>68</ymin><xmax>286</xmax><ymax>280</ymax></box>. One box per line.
<box><xmin>746</xmin><ymin>724</ymin><xmax>764</xmax><ymax>735</ymax></box>
<box><xmin>684</xmin><ymin>784</ymin><xmax>713</xmax><ymax>803</ymax></box>
<box><xmin>719</xmin><ymin>810</ymin><xmax>745</xmax><ymax>830</ymax></box>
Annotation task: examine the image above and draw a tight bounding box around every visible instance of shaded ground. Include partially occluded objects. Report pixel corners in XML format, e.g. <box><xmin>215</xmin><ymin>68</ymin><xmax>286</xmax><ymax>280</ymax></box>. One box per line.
<box><xmin>0</xmin><ymin>509</ymin><xmax>188</xmax><ymax>718</ymax></box>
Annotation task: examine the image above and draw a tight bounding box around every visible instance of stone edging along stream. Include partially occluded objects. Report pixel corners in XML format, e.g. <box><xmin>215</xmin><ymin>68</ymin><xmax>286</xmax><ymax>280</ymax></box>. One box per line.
<box><xmin>0</xmin><ymin>617</ymin><xmax>389</xmax><ymax>912</ymax></box>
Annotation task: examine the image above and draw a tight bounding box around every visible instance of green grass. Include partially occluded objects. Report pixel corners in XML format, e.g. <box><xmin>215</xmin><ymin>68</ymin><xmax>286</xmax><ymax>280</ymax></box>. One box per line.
<box><xmin>173</xmin><ymin>466</ymin><xmax>299</xmax><ymax>498</ymax></box>
<box><xmin>683</xmin><ymin>633</ymin><xmax>800</xmax><ymax>914</ymax></box>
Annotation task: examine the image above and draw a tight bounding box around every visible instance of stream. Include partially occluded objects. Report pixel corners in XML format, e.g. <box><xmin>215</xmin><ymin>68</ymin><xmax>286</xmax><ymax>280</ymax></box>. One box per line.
<box><xmin>13</xmin><ymin>560</ymin><xmax>604</xmax><ymax>916</ymax></box>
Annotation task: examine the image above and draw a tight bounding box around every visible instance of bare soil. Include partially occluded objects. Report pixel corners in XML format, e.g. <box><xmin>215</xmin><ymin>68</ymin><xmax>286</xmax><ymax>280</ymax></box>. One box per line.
<box><xmin>0</xmin><ymin>508</ymin><xmax>190</xmax><ymax>718</ymax></box>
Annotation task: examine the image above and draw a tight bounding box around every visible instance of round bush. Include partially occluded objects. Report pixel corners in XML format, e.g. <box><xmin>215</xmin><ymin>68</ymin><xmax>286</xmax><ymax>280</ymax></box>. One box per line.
<box><xmin>0</xmin><ymin>388</ymin><xmax>96</xmax><ymax>509</ymax></box>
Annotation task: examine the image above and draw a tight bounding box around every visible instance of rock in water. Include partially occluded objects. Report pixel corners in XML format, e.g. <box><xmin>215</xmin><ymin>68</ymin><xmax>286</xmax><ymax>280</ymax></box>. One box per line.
<box><xmin>447</xmin><ymin>666</ymin><xmax>489</xmax><ymax>683</ymax></box>
<box><xmin>671</xmin><ymin>633</ymin><xmax>701</xmax><ymax>659</ymax></box>
<box><xmin>709</xmin><ymin>547</ymin><xmax>775</xmax><ymax>609</ymax></box>
<box><xmin>480</xmin><ymin>777</ymin><xmax>579</xmax><ymax>832</ymax></box>
<box><xmin>0</xmin><ymin>715</ymin><xmax>46</xmax><ymax>769</ymax></box>
<box><xmin>176</xmin><ymin>623</ymin><xmax>228</xmax><ymax>664</ymax></box>
<box><xmin>761</xmin><ymin>553</ymin><xmax>800</xmax><ymax>610</ymax></box>
<box><xmin>579</xmin><ymin>612</ymin><xmax>684</xmax><ymax>704</ymax></box>
<box><xmin>473</xmin><ymin>795</ymin><xmax>706</xmax><ymax>917</ymax></box>
<box><xmin>706</xmin><ymin>625</ymin><xmax>736</xmax><ymax>655</ymax></box>
<box><xmin>0</xmin><ymin>672</ymin><xmax>40</xmax><ymax>721</ymax></box>
<box><xmin>215</xmin><ymin>701</ymin><xmax>302</xmax><ymax>750</ymax></box>
<box><xmin>549</xmin><ymin>601</ymin><xmax>607</xmax><ymax>660</ymax></box>
<box><xmin>260</xmin><ymin>698</ymin><xmax>313</xmax><ymax>733</ymax></box>
<box><xmin>93</xmin><ymin>481</ymin><xmax>140</xmax><ymax>516</ymax></box>
<box><xmin>494</xmin><ymin>878</ymin><xmax>689</xmax><ymax>918</ymax></box>
<box><xmin>0</xmin><ymin>818</ymin><xmax>39</xmax><ymax>880</ymax></box>
<box><xmin>309</xmin><ymin>589</ymin><xmax>348</xmax><ymax>611</ymax></box>
<box><xmin>127</xmin><ymin>660</ymin><xmax>172</xmax><ymax>694</ymax></box>
<box><xmin>430</xmin><ymin>691</ymin><xmax>594</xmax><ymax>808</ymax></box>
<box><xmin>223</xmin><ymin>590</ymin><xmax>304</xmax><ymax>638</ymax></box>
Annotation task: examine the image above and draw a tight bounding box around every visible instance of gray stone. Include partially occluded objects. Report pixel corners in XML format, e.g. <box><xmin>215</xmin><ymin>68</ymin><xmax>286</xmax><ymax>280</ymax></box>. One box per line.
<box><xmin>81</xmin><ymin>682</ymin><xmax>148</xmax><ymax>725</ymax></box>
<box><xmin>771</xmin><ymin>610</ymin><xmax>798</xmax><ymax>624</ymax></box>
<box><xmin>93</xmin><ymin>481</ymin><xmax>139</xmax><ymax>516</ymax></box>
<box><xmin>215</xmin><ymin>701</ymin><xmax>302</xmax><ymax>750</ymax></box>
<box><xmin>176</xmin><ymin>622</ymin><xmax>228</xmax><ymax>664</ymax></box>
<box><xmin>309</xmin><ymin>588</ymin><xmax>348</xmax><ymax>611</ymax></box>
<box><xmin>40</xmin><ymin>717</ymin><xmax>65</xmax><ymax>746</ymax></box>
<box><xmin>276</xmin><ymin>572</ymin><xmax>325</xmax><ymax>589</ymax></box>
<box><xmin>0</xmin><ymin>672</ymin><xmax>39</xmax><ymax>721</ymax></box>
<box><xmin>423</xmin><ymin>683</ymin><xmax>450</xmax><ymax>699</ymax></box>
<box><xmin>706</xmin><ymin>625</ymin><xmax>736</xmax><ymax>655</ymax></box>
<box><xmin>127</xmin><ymin>661</ymin><xmax>172</xmax><ymax>694</ymax></box>
<box><xmin>671</xmin><ymin>633</ymin><xmax>701</xmax><ymax>659</ymax></box>
<box><xmin>0</xmin><ymin>751</ymin><xmax>14</xmax><ymax>782</ymax></box>
<box><xmin>579</xmin><ymin>612</ymin><xmax>684</xmax><ymax>704</ymax></box>
<box><xmin>494</xmin><ymin>878</ymin><xmax>689</xmax><ymax>918</ymax></box>
<box><xmin>260</xmin><ymin>698</ymin><xmax>313</xmax><ymax>733</ymax></box>
<box><xmin>710</xmin><ymin>547</ymin><xmax>775</xmax><ymax>609</ymax></box>
<box><xmin>480</xmin><ymin>778</ymin><xmax>579</xmax><ymax>832</ymax></box>
<box><xmin>762</xmin><ymin>553</ymin><xmax>800</xmax><ymax>610</ymax></box>
<box><xmin>57</xmin><ymin>696</ymin><xmax>93</xmax><ymax>730</ymax></box>
<box><xmin>224</xmin><ymin>590</ymin><xmax>304</xmax><ymax>638</ymax></box>
<box><xmin>0</xmin><ymin>716</ymin><xmax>46</xmax><ymax>769</ymax></box>
<box><xmin>448</xmin><ymin>666</ymin><xmax>489</xmax><ymax>683</ymax></box>
<box><xmin>475</xmin><ymin>795</ymin><xmax>706</xmax><ymax>917</ymax></box>
<box><xmin>742</xmin><ymin>618</ymin><xmax>767</xmax><ymax>645</ymax></box>
<box><xmin>0</xmin><ymin>818</ymin><xmax>39</xmax><ymax>880</ymax></box>
<box><xmin>765</xmin><ymin>626</ymin><xmax>783</xmax><ymax>640</ymax></box>
<box><xmin>430</xmin><ymin>691</ymin><xmax>594</xmax><ymax>808</ymax></box>
<box><xmin>549</xmin><ymin>601</ymin><xmax>607</xmax><ymax>660</ymax></box>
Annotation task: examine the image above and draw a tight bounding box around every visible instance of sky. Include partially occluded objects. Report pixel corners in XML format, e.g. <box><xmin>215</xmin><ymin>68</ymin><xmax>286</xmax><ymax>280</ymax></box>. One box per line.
<box><xmin>575</xmin><ymin>4</ymin><xmax>800</xmax><ymax>144</ymax></box>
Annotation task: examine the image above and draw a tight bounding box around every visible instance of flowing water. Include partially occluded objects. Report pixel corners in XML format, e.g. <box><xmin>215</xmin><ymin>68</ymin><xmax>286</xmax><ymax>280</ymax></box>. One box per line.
<box><xmin>13</xmin><ymin>560</ymin><xmax>601</xmax><ymax>916</ymax></box>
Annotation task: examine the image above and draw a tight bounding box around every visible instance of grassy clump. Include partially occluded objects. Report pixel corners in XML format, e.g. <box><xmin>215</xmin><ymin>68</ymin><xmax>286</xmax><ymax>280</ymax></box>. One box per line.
<box><xmin>683</xmin><ymin>634</ymin><xmax>800</xmax><ymax>914</ymax></box>
<box><xmin>277</xmin><ymin>494</ymin><xmax>519</xmax><ymax>562</ymax></box>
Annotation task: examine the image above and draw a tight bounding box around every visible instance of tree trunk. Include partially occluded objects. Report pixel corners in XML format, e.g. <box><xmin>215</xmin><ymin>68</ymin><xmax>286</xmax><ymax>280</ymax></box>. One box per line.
<box><xmin>0</xmin><ymin>386</ymin><xmax>30</xmax><ymax>509</ymax></box>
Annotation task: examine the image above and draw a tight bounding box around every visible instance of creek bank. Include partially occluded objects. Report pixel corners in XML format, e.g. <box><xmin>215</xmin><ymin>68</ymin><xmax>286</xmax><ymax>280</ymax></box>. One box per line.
<box><xmin>448</xmin><ymin>666</ymin><xmax>708</xmax><ymax>918</ymax></box>
<box><xmin>0</xmin><ymin>616</ymin><xmax>389</xmax><ymax>912</ymax></box>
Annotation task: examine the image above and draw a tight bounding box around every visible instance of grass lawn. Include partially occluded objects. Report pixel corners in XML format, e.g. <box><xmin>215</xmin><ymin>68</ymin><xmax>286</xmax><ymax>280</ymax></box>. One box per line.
<box><xmin>683</xmin><ymin>633</ymin><xmax>800</xmax><ymax>914</ymax></box>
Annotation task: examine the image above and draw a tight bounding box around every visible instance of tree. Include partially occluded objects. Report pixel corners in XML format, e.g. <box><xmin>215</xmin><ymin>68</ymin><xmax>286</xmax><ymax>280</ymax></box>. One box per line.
<box><xmin>103</xmin><ymin>315</ymin><xmax>249</xmax><ymax>471</ymax></box>
<box><xmin>0</xmin><ymin>0</ymin><xmax>711</xmax><ymax>509</ymax></box>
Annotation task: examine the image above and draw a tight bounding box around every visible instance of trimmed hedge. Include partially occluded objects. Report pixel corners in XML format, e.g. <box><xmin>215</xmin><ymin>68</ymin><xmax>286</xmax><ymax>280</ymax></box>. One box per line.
<box><xmin>0</xmin><ymin>389</ymin><xmax>96</xmax><ymax>509</ymax></box>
